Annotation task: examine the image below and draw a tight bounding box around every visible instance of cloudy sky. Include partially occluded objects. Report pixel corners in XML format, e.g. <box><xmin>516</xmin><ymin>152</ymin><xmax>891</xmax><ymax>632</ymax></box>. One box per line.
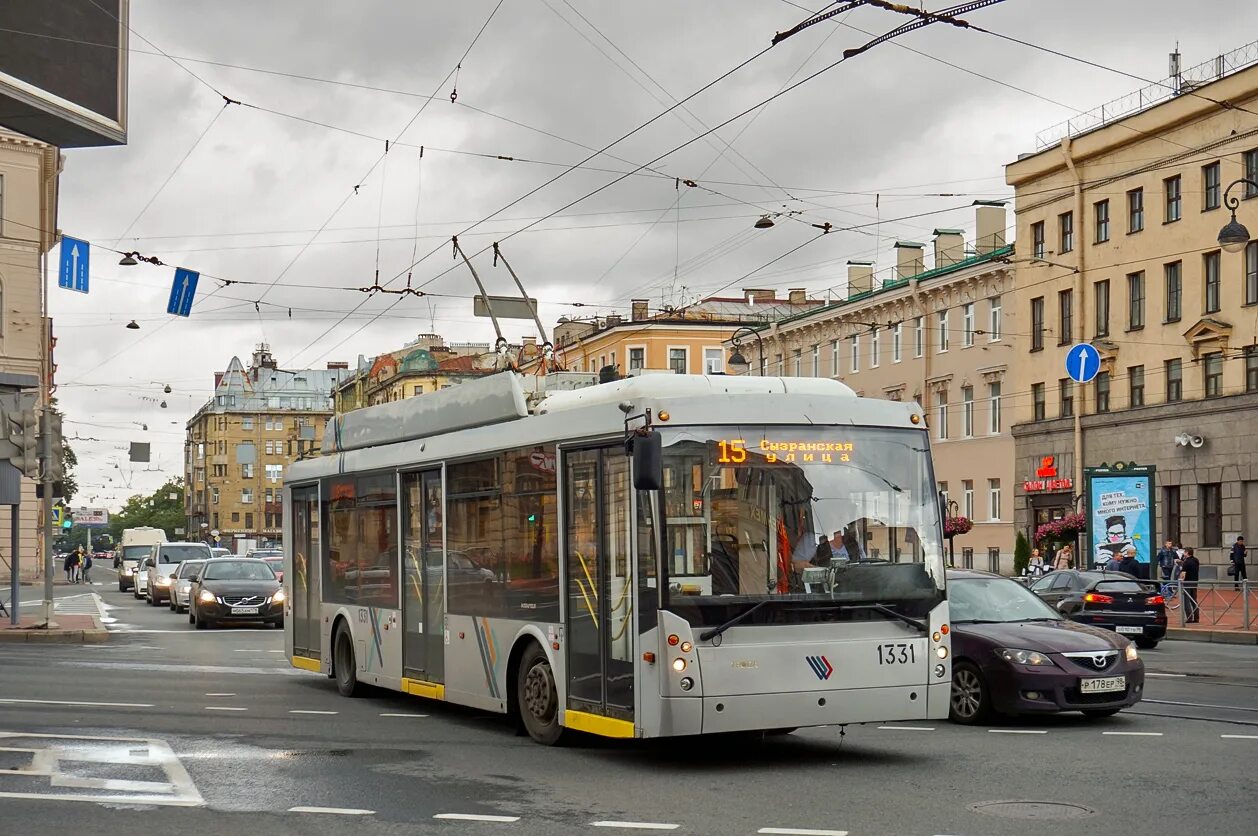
<box><xmin>42</xmin><ymin>0</ymin><xmax>1257</xmax><ymax>509</ymax></box>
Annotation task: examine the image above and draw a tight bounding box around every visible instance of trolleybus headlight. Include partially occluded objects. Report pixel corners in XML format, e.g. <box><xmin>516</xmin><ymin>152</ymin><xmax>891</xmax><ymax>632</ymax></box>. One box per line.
<box><xmin>672</xmin><ymin>658</ymin><xmax>687</xmax><ymax>672</ymax></box>
<box><xmin>198</xmin><ymin>590</ymin><xmax>215</xmax><ymax>603</ymax></box>
<box><xmin>934</xmin><ymin>664</ymin><xmax>946</xmax><ymax>678</ymax></box>
<box><xmin>679</xmin><ymin>677</ymin><xmax>694</xmax><ymax>691</ymax></box>
<box><xmin>932</xmin><ymin>631</ymin><xmax>941</xmax><ymax>642</ymax></box>
<box><xmin>680</xmin><ymin>641</ymin><xmax>692</xmax><ymax>653</ymax></box>
<box><xmin>935</xmin><ymin>646</ymin><xmax>949</xmax><ymax>659</ymax></box>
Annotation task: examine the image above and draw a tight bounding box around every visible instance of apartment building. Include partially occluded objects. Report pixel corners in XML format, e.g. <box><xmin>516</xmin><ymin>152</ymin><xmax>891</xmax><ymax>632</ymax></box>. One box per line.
<box><xmin>1007</xmin><ymin>45</ymin><xmax>1258</xmax><ymax>570</ymax></box>
<box><xmin>732</xmin><ymin>205</ymin><xmax>1017</xmax><ymax>572</ymax></box>
<box><xmin>333</xmin><ymin>334</ymin><xmax>499</xmax><ymax>415</ymax></box>
<box><xmin>185</xmin><ymin>345</ymin><xmax>350</xmax><ymax>550</ymax></box>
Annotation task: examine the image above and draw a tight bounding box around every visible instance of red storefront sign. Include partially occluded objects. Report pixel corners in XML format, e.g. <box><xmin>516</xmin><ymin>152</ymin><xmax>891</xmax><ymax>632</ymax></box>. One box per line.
<box><xmin>1024</xmin><ymin>456</ymin><xmax>1072</xmax><ymax>492</ymax></box>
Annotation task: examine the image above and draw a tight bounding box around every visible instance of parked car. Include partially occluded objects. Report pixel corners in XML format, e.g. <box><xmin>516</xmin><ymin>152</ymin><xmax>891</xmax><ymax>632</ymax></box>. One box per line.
<box><xmin>260</xmin><ymin>555</ymin><xmax>283</xmax><ymax>583</ymax></box>
<box><xmin>145</xmin><ymin>542</ymin><xmax>215</xmax><ymax>607</ymax></box>
<box><xmin>168</xmin><ymin>559</ymin><xmax>206</xmax><ymax>614</ymax></box>
<box><xmin>947</xmin><ymin>569</ymin><xmax>1145</xmax><ymax>724</ymax></box>
<box><xmin>188</xmin><ymin>558</ymin><xmax>284</xmax><ymax>629</ymax></box>
<box><xmin>1027</xmin><ymin>569</ymin><xmax>1168</xmax><ymax>649</ymax></box>
<box><xmin>210</xmin><ymin>548</ymin><xmax>232</xmax><ymax>559</ymax></box>
<box><xmin>244</xmin><ymin>548</ymin><xmax>283</xmax><ymax>560</ymax></box>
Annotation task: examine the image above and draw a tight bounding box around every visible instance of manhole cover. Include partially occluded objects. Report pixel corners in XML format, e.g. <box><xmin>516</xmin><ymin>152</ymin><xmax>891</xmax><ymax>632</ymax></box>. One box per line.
<box><xmin>970</xmin><ymin>801</ymin><xmax>1096</xmax><ymax>820</ymax></box>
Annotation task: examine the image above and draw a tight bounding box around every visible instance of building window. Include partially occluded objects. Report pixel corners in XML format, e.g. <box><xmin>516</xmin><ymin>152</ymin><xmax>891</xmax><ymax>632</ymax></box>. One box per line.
<box><xmin>1127</xmin><ymin>271</ymin><xmax>1145</xmax><ymax>330</ymax></box>
<box><xmin>988</xmin><ymin>382</ymin><xmax>1001</xmax><ymax>434</ymax></box>
<box><xmin>935</xmin><ymin>390</ymin><xmax>948</xmax><ymax>440</ymax></box>
<box><xmin>245</xmin><ymin>512</ymin><xmax>254</xmax><ymax>530</ymax></box>
<box><xmin>1165</xmin><ymin>358</ymin><xmax>1183</xmax><ymax>402</ymax></box>
<box><xmin>242</xmin><ymin>416</ymin><xmax>254</xmax><ymax>430</ymax></box>
<box><xmin>1165</xmin><ymin>175</ymin><xmax>1181</xmax><ymax>222</ymax></box>
<box><xmin>937</xmin><ymin>310</ymin><xmax>949</xmax><ymax>352</ymax></box>
<box><xmin>849</xmin><ymin>334</ymin><xmax>859</xmax><ymax>372</ymax></box>
<box><xmin>1204</xmin><ymin>351</ymin><xmax>1224</xmax><ymax>397</ymax></box>
<box><xmin>987</xmin><ymin>547</ymin><xmax>1001</xmax><ymax>573</ymax></box>
<box><xmin>1058</xmin><ymin>289</ymin><xmax>1073</xmax><ymax>345</ymax></box>
<box><xmin>961</xmin><ymin>547</ymin><xmax>974</xmax><ymax>569</ymax></box>
<box><xmin>1095</xmin><ymin>371</ymin><xmax>1110</xmax><ymax>413</ymax></box>
<box><xmin>1204</xmin><ymin>251</ymin><xmax>1221</xmax><ymax>314</ymax></box>
<box><xmin>988</xmin><ymin>479</ymin><xmax>1001</xmax><ymax>521</ymax></box>
<box><xmin>1094</xmin><ymin>199</ymin><xmax>1110</xmax><ymax>243</ymax></box>
<box><xmin>962</xmin><ymin>385</ymin><xmax>974</xmax><ymax>437</ymax></box>
<box><xmin>212</xmin><ymin>464</ymin><xmax>226</xmax><ymax>478</ymax></box>
<box><xmin>1248</xmin><ymin>242</ymin><xmax>1258</xmax><ymax>306</ymax></box>
<box><xmin>1030</xmin><ymin>296</ymin><xmax>1044</xmax><ymax>351</ymax></box>
<box><xmin>793</xmin><ymin>348</ymin><xmax>802</xmax><ymax>377</ymax></box>
<box><xmin>1201</xmin><ymin>483</ymin><xmax>1223</xmax><ymax>547</ymax></box>
<box><xmin>266</xmin><ymin>464</ymin><xmax>283</xmax><ymax>482</ymax></box>
<box><xmin>1127</xmin><ymin>187</ymin><xmax>1144</xmax><ymax>232</ymax></box>
<box><xmin>1165</xmin><ymin>261</ymin><xmax>1182</xmax><ymax>322</ymax></box>
<box><xmin>231</xmin><ymin>512</ymin><xmax>240</xmax><ymax>523</ymax></box>
<box><xmin>1032</xmin><ymin>221</ymin><xmax>1045</xmax><ymax>259</ymax></box>
<box><xmin>1059</xmin><ymin>211</ymin><xmax>1073</xmax><ymax>253</ymax></box>
<box><xmin>811</xmin><ymin>344</ymin><xmax>820</xmax><ymax>377</ymax></box>
<box><xmin>759</xmin><ymin>356</ymin><xmax>767</xmax><ymax>376</ymax></box>
<box><xmin>1129</xmin><ymin>365</ymin><xmax>1145</xmax><ymax>407</ymax></box>
<box><xmin>962</xmin><ymin>480</ymin><xmax>975</xmax><ymax>519</ymax></box>
<box><xmin>870</xmin><ymin>329</ymin><xmax>880</xmax><ymax>368</ymax></box>
<box><xmin>962</xmin><ymin>303</ymin><xmax>975</xmax><ymax>347</ymax></box>
<box><xmin>1247</xmin><ymin>346</ymin><xmax>1258</xmax><ymax>392</ymax></box>
<box><xmin>241</xmin><ymin>489</ymin><xmax>253</xmax><ymax>504</ymax></box>
<box><xmin>628</xmin><ymin>347</ymin><xmax>645</xmax><ymax>370</ymax></box>
<box><xmin>914</xmin><ymin>317</ymin><xmax>924</xmax><ymax>357</ymax></box>
<box><xmin>1203</xmin><ymin>161</ymin><xmax>1221</xmax><ymax>211</ymax></box>
<box><xmin>830</xmin><ymin>340</ymin><xmax>839</xmax><ymax>375</ymax></box>
<box><xmin>264</xmin><ymin>440</ymin><xmax>273</xmax><ymax>456</ymax></box>
<box><xmin>211</xmin><ymin>488</ymin><xmax>219</xmax><ymax>504</ymax></box>
<box><xmin>989</xmin><ymin>296</ymin><xmax>1001</xmax><ymax>341</ymax></box>
<box><xmin>1094</xmin><ymin>279</ymin><xmax>1110</xmax><ymax>337</ymax></box>
<box><xmin>1164</xmin><ymin>485</ymin><xmax>1182</xmax><ymax>546</ymax></box>
<box><xmin>1247</xmin><ymin>149</ymin><xmax>1258</xmax><ymax>197</ymax></box>
<box><xmin>241</xmin><ymin>463</ymin><xmax>254</xmax><ymax>479</ymax></box>
<box><xmin>1032</xmin><ymin>382</ymin><xmax>1046</xmax><ymax>421</ymax></box>
<box><xmin>1059</xmin><ymin>378</ymin><xmax>1074</xmax><ymax>418</ymax></box>
<box><xmin>892</xmin><ymin>322</ymin><xmax>902</xmax><ymax>363</ymax></box>
<box><xmin>668</xmin><ymin>348</ymin><xmax>687</xmax><ymax>374</ymax></box>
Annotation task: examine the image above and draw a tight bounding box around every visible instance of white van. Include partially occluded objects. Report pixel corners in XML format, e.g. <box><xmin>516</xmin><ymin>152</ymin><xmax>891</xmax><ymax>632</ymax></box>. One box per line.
<box><xmin>118</xmin><ymin>527</ymin><xmax>166</xmax><ymax>592</ymax></box>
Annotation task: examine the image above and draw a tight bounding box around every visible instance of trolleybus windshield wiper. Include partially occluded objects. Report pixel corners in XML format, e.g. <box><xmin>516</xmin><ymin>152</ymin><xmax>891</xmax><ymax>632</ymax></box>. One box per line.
<box><xmin>699</xmin><ymin>599</ymin><xmax>771</xmax><ymax>642</ymax></box>
<box><xmin>846</xmin><ymin>603</ymin><xmax>928</xmax><ymax>634</ymax></box>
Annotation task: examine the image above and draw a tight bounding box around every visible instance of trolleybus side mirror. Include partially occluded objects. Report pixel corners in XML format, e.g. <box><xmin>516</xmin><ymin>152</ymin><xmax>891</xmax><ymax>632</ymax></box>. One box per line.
<box><xmin>631</xmin><ymin>431</ymin><xmax>663</xmax><ymax>491</ymax></box>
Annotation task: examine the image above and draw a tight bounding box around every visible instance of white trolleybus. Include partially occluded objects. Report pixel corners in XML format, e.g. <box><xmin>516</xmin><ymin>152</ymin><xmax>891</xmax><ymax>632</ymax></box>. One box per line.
<box><xmin>283</xmin><ymin>371</ymin><xmax>951</xmax><ymax>744</ymax></box>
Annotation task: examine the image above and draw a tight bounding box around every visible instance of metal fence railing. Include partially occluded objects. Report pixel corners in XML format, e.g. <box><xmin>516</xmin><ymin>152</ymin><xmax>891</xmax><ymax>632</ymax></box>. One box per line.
<box><xmin>1156</xmin><ymin>579</ymin><xmax>1256</xmax><ymax>631</ymax></box>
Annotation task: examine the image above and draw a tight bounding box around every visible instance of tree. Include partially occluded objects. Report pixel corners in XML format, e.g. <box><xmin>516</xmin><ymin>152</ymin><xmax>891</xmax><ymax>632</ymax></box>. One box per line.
<box><xmin>106</xmin><ymin>479</ymin><xmax>185</xmax><ymax>541</ymax></box>
<box><xmin>1014</xmin><ymin>530</ymin><xmax>1031</xmax><ymax>578</ymax></box>
<box><xmin>60</xmin><ymin>440</ymin><xmax>78</xmax><ymax>503</ymax></box>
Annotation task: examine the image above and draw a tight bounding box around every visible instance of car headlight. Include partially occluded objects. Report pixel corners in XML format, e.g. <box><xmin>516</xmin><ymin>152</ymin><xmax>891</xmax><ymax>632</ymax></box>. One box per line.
<box><xmin>996</xmin><ymin>648</ymin><xmax>1056</xmax><ymax>667</ymax></box>
<box><xmin>198</xmin><ymin>590</ymin><xmax>216</xmax><ymax>603</ymax></box>
<box><xmin>272</xmin><ymin>589</ymin><xmax>285</xmax><ymax>602</ymax></box>
<box><xmin>124</xmin><ymin>568</ymin><xmax>133</xmax><ymax>576</ymax></box>
<box><xmin>1125</xmin><ymin>643</ymin><xmax>1139</xmax><ymax>662</ymax></box>
<box><xmin>156</xmin><ymin>577</ymin><xmax>172</xmax><ymax>586</ymax></box>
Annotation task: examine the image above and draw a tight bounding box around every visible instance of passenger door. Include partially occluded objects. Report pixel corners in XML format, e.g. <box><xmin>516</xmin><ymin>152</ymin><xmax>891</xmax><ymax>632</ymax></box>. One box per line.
<box><xmin>290</xmin><ymin>486</ymin><xmax>322</xmax><ymax>660</ymax></box>
<box><xmin>402</xmin><ymin>470</ymin><xmax>445</xmax><ymax>683</ymax></box>
<box><xmin>564</xmin><ymin>447</ymin><xmax>634</xmax><ymax>722</ymax></box>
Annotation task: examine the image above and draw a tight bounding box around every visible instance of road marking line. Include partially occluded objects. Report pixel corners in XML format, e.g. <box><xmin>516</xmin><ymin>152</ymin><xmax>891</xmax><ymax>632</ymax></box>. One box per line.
<box><xmin>1221</xmin><ymin>734</ymin><xmax>1258</xmax><ymax>740</ymax></box>
<box><xmin>205</xmin><ymin>693</ymin><xmax>236</xmax><ymax>697</ymax></box>
<box><xmin>289</xmin><ymin>710</ymin><xmax>338</xmax><ymax>715</ymax></box>
<box><xmin>988</xmin><ymin>729</ymin><xmax>1047</xmax><ymax>734</ymax></box>
<box><xmin>0</xmin><ymin>698</ymin><xmax>153</xmax><ymax>708</ymax></box>
<box><xmin>591</xmin><ymin>822</ymin><xmax>680</xmax><ymax>830</ymax></box>
<box><xmin>289</xmin><ymin>806</ymin><xmax>374</xmax><ymax>815</ymax></box>
<box><xmin>759</xmin><ymin>829</ymin><xmax>850</xmax><ymax>835</ymax></box>
<box><xmin>1146</xmin><ymin>672</ymin><xmax>1188</xmax><ymax>677</ymax></box>
<box><xmin>1144</xmin><ymin>698</ymin><xmax>1258</xmax><ymax>713</ymax></box>
<box><xmin>204</xmin><ymin>706</ymin><xmax>247</xmax><ymax>712</ymax></box>
<box><xmin>433</xmin><ymin>813</ymin><xmax>521</xmax><ymax>822</ymax></box>
<box><xmin>1102</xmin><ymin>731</ymin><xmax>1163</xmax><ymax>736</ymax></box>
<box><xmin>380</xmin><ymin>713</ymin><xmax>428</xmax><ymax>717</ymax></box>
<box><xmin>877</xmin><ymin>725</ymin><xmax>935</xmax><ymax>731</ymax></box>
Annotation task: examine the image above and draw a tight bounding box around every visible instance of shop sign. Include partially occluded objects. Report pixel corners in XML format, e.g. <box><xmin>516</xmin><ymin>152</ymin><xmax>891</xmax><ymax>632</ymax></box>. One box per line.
<box><xmin>1023</xmin><ymin>456</ymin><xmax>1072</xmax><ymax>492</ymax></box>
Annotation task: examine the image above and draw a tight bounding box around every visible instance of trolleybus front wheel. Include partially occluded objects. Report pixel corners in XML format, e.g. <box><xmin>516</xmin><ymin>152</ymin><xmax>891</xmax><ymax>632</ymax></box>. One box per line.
<box><xmin>517</xmin><ymin>643</ymin><xmax>564</xmax><ymax>745</ymax></box>
<box><xmin>334</xmin><ymin>623</ymin><xmax>361</xmax><ymax>698</ymax></box>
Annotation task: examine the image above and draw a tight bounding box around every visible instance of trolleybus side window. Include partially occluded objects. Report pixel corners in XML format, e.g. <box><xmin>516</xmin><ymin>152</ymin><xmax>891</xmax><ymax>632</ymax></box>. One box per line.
<box><xmin>502</xmin><ymin>446</ymin><xmax>560</xmax><ymax>619</ymax></box>
<box><xmin>323</xmin><ymin>474</ymin><xmax>399</xmax><ymax>608</ymax></box>
<box><xmin>447</xmin><ymin>458</ymin><xmax>507</xmax><ymax>617</ymax></box>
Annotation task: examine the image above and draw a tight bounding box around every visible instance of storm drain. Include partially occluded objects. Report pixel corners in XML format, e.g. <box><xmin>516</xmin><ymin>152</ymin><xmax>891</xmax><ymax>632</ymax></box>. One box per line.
<box><xmin>969</xmin><ymin>800</ymin><xmax>1096</xmax><ymax>820</ymax></box>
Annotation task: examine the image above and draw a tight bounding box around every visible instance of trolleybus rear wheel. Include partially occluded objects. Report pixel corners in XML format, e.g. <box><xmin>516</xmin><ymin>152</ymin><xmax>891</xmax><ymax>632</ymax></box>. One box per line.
<box><xmin>517</xmin><ymin>643</ymin><xmax>564</xmax><ymax>745</ymax></box>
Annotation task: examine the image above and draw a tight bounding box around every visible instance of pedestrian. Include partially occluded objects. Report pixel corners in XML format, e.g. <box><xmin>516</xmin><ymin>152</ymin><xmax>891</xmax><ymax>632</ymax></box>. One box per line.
<box><xmin>1180</xmin><ymin>546</ymin><xmax>1201</xmax><ymax>623</ymax></box>
<box><xmin>1156</xmin><ymin>539</ymin><xmax>1178</xmax><ymax>582</ymax></box>
<box><xmin>813</xmin><ymin>535</ymin><xmax>833</xmax><ymax>567</ymax></box>
<box><xmin>82</xmin><ymin>551</ymin><xmax>93</xmax><ymax>585</ymax></box>
<box><xmin>62</xmin><ymin>550</ymin><xmax>75</xmax><ymax>584</ymax></box>
<box><xmin>1229</xmin><ymin>535</ymin><xmax>1248</xmax><ymax>590</ymax></box>
<box><xmin>1052</xmin><ymin>543</ymin><xmax>1074</xmax><ymax>571</ymax></box>
<box><xmin>1027</xmin><ymin>548</ymin><xmax>1047</xmax><ymax>577</ymax></box>
<box><xmin>1117</xmin><ymin>546</ymin><xmax>1140</xmax><ymax>577</ymax></box>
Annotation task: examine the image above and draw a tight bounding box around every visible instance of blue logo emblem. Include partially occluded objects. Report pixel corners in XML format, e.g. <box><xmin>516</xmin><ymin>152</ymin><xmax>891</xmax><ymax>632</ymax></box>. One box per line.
<box><xmin>805</xmin><ymin>655</ymin><xmax>833</xmax><ymax>680</ymax></box>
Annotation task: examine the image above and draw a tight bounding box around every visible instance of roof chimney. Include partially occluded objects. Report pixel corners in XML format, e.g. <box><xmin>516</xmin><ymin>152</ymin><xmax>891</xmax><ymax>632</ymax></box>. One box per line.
<box><xmin>743</xmin><ymin>288</ymin><xmax>776</xmax><ymax>304</ymax></box>
<box><xmin>521</xmin><ymin>335</ymin><xmax>536</xmax><ymax>346</ymax></box>
<box><xmin>847</xmin><ymin>261</ymin><xmax>874</xmax><ymax>297</ymax></box>
<box><xmin>933</xmin><ymin>229</ymin><xmax>966</xmax><ymax>267</ymax></box>
<box><xmin>787</xmin><ymin>288</ymin><xmax>807</xmax><ymax>305</ymax></box>
<box><xmin>606</xmin><ymin>314</ymin><xmax>622</xmax><ymax>328</ymax></box>
<box><xmin>894</xmin><ymin>241</ymin><xmax>926</xmax><ymax>279</ymax></box>
<box><xmin>631</xmin><ymin>299</ymin><xmax>649</xmax><ymax>321</ymax></box>
<box><xmin>326</xmin><ymin>361</ymin><xmax>349</xmax><ymax>370</ymax></box>
<box><xmin>973</xmin><ymin>200</ymin><xmax>1007</xmax><ymax>254</ymax></box>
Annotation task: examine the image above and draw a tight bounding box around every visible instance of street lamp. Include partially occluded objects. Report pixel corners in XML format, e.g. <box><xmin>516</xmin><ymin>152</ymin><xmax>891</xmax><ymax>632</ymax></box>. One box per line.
<box><xmin>1217</xmin><ymin>178</ymin><xmax>1258</xmax><ymax>253</ymax></box>
<box><xmin>727</xmin><ymin>326</ymin><xmax>766</xmax><ymax>375</ymax></box>
<box><xmin>944</xmin><ymin>498</ymin><xmax>960</xmax><ymax>568</ymax></box>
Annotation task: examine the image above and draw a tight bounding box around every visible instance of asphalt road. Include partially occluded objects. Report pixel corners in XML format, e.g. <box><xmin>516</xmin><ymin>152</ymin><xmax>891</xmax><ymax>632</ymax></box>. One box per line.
<box><xmin>0</xmin><ymin>565</ymin><xmax>1255</xmax><ymax>836</ymax></box>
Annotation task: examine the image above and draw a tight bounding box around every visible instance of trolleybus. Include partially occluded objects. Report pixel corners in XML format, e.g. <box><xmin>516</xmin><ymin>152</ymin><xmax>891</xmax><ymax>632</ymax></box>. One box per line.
<box><xmin>284</xmin><ymin>371</ymin><xmax>951</xmax><ymax>744</ymax></box>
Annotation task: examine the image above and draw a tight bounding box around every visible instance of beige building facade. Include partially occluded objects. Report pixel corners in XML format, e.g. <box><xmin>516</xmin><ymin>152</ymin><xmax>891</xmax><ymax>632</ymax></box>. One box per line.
<box><xmin>0</xmin><ymin>129</ymin><xmax>59</xmax><ymax>581</ymax></box>
<box><xmin>1007</xmin><ymin>52</ymin><xmax>1258</xmax><ymax>572</ymax></box>
<box><xmin>733</xmin><ymin>205</ymin><xmax>1018</xmax><ymax>572</ymax></box>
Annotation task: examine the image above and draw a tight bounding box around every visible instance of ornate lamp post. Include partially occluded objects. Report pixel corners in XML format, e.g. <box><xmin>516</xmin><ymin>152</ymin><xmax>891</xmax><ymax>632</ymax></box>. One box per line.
<box><xmin>1217</xmin><ymin>178</ymin><xmax>1258</xmax><ymax>253</ymax></box>
<box><xmin>726</xmin><ymin>326</ymin><xmax>766</xmax><ymax>376</ymax></box>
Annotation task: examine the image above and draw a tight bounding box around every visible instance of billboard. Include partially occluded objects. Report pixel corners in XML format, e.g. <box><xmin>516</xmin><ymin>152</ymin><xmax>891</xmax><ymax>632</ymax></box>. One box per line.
<box><xmin>0</xmin><ymin>1</ymin><xmax>129</xmax><ymax>147</ymax></box>
<box><xmin>71</xmin><ymin>507</ymin><xmax>109</xmax><ymax>527</ymax></box>
<box><xmin>1086</xmin><ymin>465</ymin><xmax>1156</xmax><ymax>577</ymax></box>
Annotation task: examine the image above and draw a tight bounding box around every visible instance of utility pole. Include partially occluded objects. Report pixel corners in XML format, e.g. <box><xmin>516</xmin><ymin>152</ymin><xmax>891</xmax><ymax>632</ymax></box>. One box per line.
<box><xmin>39</xmin><ymin>248</ymin><xmax>55</xmax><ymax>628</ymax></box>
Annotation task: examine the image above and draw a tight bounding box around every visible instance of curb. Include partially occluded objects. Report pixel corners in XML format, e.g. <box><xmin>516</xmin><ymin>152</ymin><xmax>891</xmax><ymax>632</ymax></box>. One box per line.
<box><xmin>0</xmin><ymin>629</ymin><xmax>109</xmax><ymax>644</ymax></box>
<box><xmin>1166</xmin><ymin>627</ymin><xmax>1258</xmax><ymax>645</ymax></box>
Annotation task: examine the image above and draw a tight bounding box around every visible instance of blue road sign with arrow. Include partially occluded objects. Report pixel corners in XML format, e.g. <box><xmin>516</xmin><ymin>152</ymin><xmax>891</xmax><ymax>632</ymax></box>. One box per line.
<box><xmin>58</xmin><ymin>236</ymin><xmax>90</xmax><ymax>294</ymax></box>
<box><xmin>1065</xmin><ymin>342</ymin><xmax>1101</xmax><ymax>384</ymax></box>
<box><xmin>167</xmin><ymin>268</ymin><xmax>200</xmax><ymax>317</ymax></box>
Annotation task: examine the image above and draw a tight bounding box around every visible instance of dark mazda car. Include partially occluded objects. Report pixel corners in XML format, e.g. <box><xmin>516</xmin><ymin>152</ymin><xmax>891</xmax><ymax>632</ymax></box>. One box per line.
<box><xmin>1028</xmin><ymin>569</ymin><xmax>1168</xmax><ymax>649</ymax></box>
<box><xmin>947</xmin><ymin>570</ymin><xmax>1144</xmax><ymax>724</ymax></box>
<box><xmin>188</xmin><ymin>558</ymin><xmax>284</xmax><ymax>629</ymax></box>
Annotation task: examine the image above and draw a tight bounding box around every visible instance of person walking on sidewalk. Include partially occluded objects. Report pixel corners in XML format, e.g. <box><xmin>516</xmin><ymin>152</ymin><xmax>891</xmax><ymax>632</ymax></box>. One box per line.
<box><xmin>1052</xmin><ymin>543</ymin><xmax>1074</xmax><ymax>571</ymax></box>
<box><xmin>1156</xmin><ymin>540</ymin><xmax>1178</xmax><ymax>581</ymax></box>
<box><xmin>62</xmin><ymin>550</ymin><xmax>75</xmax><ymax>584</ymax></box>
<box><xmin>82</xmin><ymin>551</ymin><xmax>93</xmax><ymax>585</ymax></box>
<box><xmin>1229</xmin><ymin>536</ymin><xmax>1248</xmax><ymax>590</ymax></box>
<box><xmin>1180</xmin><ymin>547</ymin><xmax>1201</xmax><ymax>623</ymax></box>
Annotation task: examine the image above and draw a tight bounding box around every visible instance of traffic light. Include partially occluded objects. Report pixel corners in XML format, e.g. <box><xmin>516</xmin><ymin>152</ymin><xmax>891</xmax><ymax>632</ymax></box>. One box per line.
<box><xmin>7</xmin><ymin>409</ymin><xmax>38</xmax><ymax>477</ymax></box>
<box><xmin>45</xmin><ymin>411</ymin><xmax>64</xmax><ymax>481</ymax></box>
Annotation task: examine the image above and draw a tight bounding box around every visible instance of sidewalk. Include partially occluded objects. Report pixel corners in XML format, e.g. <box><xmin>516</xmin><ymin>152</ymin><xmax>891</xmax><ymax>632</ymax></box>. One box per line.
<box><xmin>0</xmin><ymin>612</ymin><xmax>108</xmax><ymax>643</ymax></box>
<box><xmin>1165</xmin><ymin>585</ymin><xmax>1258</xmax><ymax>645</ymax></box>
